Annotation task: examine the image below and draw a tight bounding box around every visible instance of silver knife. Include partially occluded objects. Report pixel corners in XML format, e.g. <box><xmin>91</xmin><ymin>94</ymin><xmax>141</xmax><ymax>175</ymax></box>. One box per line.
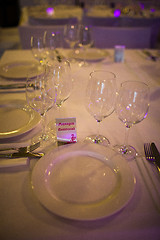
<box><xmin>151</xmin><ymin>142</ymin><xmax>160</xmax><ymax>168</ymax></box>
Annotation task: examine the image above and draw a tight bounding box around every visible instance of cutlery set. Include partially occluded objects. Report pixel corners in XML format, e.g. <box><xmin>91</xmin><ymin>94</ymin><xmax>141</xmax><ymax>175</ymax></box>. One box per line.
<box><xmin>144</xmin><ymin>142</ymin><xmax>160</xmax><ymax>174</ymax></box>
<box><xmin>0</xmin><ymin>142</ymin><xmax>44</xmax><ymax>160</ymax></box>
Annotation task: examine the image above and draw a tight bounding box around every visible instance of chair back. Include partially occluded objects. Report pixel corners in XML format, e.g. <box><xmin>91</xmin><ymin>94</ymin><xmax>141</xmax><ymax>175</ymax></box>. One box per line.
<box><xmin>91</xmin><ymin>26</ymin><xmax>151</xmax><ymax>48</ymax></box>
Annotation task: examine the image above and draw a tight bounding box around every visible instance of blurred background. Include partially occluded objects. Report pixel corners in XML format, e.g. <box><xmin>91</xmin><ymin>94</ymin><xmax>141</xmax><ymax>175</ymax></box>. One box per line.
<box><xmin>0</xmin><ymin>0</ymin><xmax>160</xmax><ymax>57</ymax></box>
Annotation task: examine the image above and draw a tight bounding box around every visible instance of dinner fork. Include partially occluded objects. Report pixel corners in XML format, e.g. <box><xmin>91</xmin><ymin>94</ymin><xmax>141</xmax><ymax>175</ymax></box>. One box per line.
<box><xmin>144</xmin><ymin>143</ymin><xmax>160</xmax><ymax>174</ymax></box>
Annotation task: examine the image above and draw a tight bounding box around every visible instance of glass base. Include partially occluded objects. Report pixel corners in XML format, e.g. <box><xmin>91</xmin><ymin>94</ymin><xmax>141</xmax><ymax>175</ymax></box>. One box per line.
<box><xmin>31</xmin><ymin>131</ymin><xmax>56</xmax><ymax>149</ymax></box>
<box><xmin>85</xmin><ymin>134</ymin><xmax>110</xmax><ymax>146</ymax></box>
<box><xmin>114</xmin><ymin>144</ymin><xmax>137</xmax><ymax>160</ymax></box>
<box><xmin>78</xmin><ymin>60</ymin><xmax>89</xmax><ymax>67</ymax></box>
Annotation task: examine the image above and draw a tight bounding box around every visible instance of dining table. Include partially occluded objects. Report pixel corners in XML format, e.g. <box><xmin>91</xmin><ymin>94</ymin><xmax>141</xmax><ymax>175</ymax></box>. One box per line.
<box><xmin>0</xmin><ymin>47</ymin><xmax>160</xmax><ymax>240</ymax></box>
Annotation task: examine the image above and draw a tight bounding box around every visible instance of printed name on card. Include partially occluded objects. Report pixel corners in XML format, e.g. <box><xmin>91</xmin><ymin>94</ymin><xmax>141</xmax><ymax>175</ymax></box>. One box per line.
<box><xmin>56</xmin><ymin>117</ymin><xmax>77</xmax><ymax>143</ymax></box>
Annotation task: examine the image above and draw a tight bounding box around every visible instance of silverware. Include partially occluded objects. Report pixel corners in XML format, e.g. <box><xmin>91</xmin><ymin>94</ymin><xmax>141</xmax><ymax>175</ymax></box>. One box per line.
<box><xmin>0</xmin><ymin>141</ymin><xmax>40</xmax><ymax>153</ymax></box>
<box><xmin>0</xmin><ymin>83</ymin><xmax>38</xmax><ymax>90</ymax></box>
<box><xmin>143</xmin><ymin>50</ymin><xmax>158</xmax><ymax>62</ymax></box>
<box><xmin>144</xmin><ymin>143</ymin><xmax>160</xmax><ymax>173</ymax></box>
<box><xmin>0</xmin><ymin>152</ymin><xmax>44</xmax><ymax>159</ymax></box>
<box><xmin>0</xmin><ymin>84</ymin><xmax>26</xmax><ymax>89</ymax></box>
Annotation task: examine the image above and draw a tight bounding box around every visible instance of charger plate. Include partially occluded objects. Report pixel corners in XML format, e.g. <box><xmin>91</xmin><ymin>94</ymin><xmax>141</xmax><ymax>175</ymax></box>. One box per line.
<box><xmin>32</xmin><ymin>142</ymin><xmax>136</xmax><ymax>221</ymax></box>
<box><xmin>0</xmin><ymin>99</ymin><xmax>41</xmax><ymax>139</ymax></box>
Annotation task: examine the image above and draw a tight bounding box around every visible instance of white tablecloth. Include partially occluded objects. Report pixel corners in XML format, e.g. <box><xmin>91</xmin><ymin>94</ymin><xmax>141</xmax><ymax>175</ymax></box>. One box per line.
<box><xmin>0</xmin><ymin>49</ymin><xmax>160</xmax><ymax>240</ymax></box>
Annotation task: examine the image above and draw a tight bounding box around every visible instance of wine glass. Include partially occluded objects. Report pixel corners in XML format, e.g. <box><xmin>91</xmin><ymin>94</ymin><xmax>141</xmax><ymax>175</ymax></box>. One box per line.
<box><xmin>44</xmin><ymin>30</ymin><xmax>63</xmax><ymax>62</ymax></box>
<box><xmin>114</xmin><ymin>81</ymin><xmax>150</xmax><ymax>160</ymax></box>
<box><xmin>46</xmin><ymin>58</ymin><xmax>72</xmax><ymax>112</ymax></box>
<box><xmin>85</xmin><ymin>70</ymin><xmax>116</xmax><ymax>146</ymax></box>
<box><xmin>26</xmin><ymin>65</ymin><xmax>55</xmax><ymax>146</ymax></box>
<box><xmin>31</xmin><ymin>35</ymin><xmax>46</xmax><ymax>63</ymax></box>
<box><xmin>46</xmin><ymin>59</ymin><xmax>72</xmax><ymax>135</ymax></box>
<box><xmin>78</xmin><ymin>25</ymin><xmax>93</xmax><ymax>67</ymax></box>
<box><xmin>64</xmin><ymin>23</ymin><xmax>80</xmax><ymax>61</ymax></box>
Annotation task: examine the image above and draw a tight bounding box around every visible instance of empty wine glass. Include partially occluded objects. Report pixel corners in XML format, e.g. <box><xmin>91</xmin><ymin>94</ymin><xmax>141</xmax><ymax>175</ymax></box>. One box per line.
<box><xmin>85</xmin><ymin>70</ymin><xmax>116</xmax><ymax>146</ymax></box>
<box><xmin>78</xmin><ymin>25</ymin><xmax>93</xmax><ymax>67</ymax></box>
<box><xmin>64</xmin><ymin>23</ymin><xmax>80</xmax><ymax>61</ymax></box>
<box><xmin>114</xmin><ymin>81</ymin><xmax>150</xmax><ymax>160</ymax></box>
<box><xmin>26</xmin><ymin>65</ymin><xmax>55</xmax><ymax>146</ymax></box>
<box><xmin>31</xmin><ymin>35</ymin><xmax>46</xmax><ymax>63</ymax></box>
<box><xmin>44</xmin><ymin>30</ymin><xmax>63</xmax><ymax>62</ymax></box>
<box><xmin>47</xmin><ymin>58</ymin><xmax>72</xmax><ymax>112</ymax></box>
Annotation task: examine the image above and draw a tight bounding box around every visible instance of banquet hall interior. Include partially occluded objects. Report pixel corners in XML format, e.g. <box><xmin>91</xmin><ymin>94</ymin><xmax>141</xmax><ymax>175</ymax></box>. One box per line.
<box><xmin>0</xmin><ymin>0</ymin><xmax>160</xmax><ymax>56</ymax></box>
<box><xmin>0</xmin><ymin>1</ymin><xmax>160</xmax><ymax>240</ymax></box>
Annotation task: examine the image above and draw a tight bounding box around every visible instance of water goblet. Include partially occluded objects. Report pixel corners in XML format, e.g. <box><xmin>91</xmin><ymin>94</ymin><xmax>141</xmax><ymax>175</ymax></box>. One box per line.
<box><xmin>26</xmin><ymin>65</ymin><xmax>55</xmax><ymax>146</ymax></box>
<box><xmin>85</xmin><ymin>70</ymin><xmax>116</xmax><ymax>146</ymax></box>
<box><xmin>114</xmin><ymin>81</ymin><xmax>150</xmax><ymax>160</ymax></box>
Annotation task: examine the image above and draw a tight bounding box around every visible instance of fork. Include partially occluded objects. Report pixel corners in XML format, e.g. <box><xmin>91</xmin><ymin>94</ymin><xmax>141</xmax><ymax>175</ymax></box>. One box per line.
<box><xmin>144</xmin><ymin>143</ymin><xmax>160</xmax><ymax>174</ymax></box>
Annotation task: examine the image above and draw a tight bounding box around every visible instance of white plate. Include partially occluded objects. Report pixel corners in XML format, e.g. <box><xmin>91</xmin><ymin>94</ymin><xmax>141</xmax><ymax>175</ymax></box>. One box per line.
<box><xmin>32</xmin><ymin>142</ymin><xmax>136</xmax><ymax>220</ymax></box>
<box><xmin>0</xmin><ymin>99</ymin><xmax>41</xmax><ymax>139</ymax></box>
<box><xmin>73</xmin><ymin>48</ymin><xmax>109</xmax><ymax>61</ymax></box>
<box><xmin>0</xmin><ymin>61</ymin><xmax>40</xmax><ymax>80</ymax></box>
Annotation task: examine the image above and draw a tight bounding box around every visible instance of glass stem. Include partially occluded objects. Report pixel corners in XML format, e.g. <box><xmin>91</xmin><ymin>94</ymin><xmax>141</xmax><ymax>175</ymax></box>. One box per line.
<box><xmin>123</xmin><ymin>126</ymin><xmax>130</xmax><ymax>150</ymax></box>
<box><xmin>41</xmin><ymin>112</ymin><xmax>47</xmax><ymax>140</ymax></box>
<box><xmin>96</xmin><ymin>120</ymin><xmax>101</xmax><ymax>139</ymax></box>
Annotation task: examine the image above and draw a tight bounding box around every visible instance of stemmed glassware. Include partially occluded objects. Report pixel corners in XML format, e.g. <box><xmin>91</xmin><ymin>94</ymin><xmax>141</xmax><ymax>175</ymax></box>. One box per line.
<box><xmin>44</xmin><ymin>30</ymin><xmax>63</xmax><ymax>62</ymax></box>
<box><xmin>78</xmin><ymin>25</ymin><xmax>93</xmax><ymax>67</ymax></box>
<box><xmin>114</xmin><ymin>81</ymin><xmax>150</xmax><ymax>160</ymax></box>
<box><xmin>85</xmin><ymin>70</ymin><xmax>116</xmax><ymax>146</ymax></box>
<box><xmin>47</xmin><ymin>58</ymin><xmax>72</xmax><ymax>113</ymax></box>
<box><xmin>26</xmin><ymin>65</ymin><xmax>55</xmax><ymax>146</ymax></box>
<box><xmin>64</xmin><ymin>23</ymin><xmax>80</xmax><ymax>61</ymax></box>
<box><xmin>31</xmin><ymin>35</ymin><xmax>46</xmax><ymax>63</ymax></box>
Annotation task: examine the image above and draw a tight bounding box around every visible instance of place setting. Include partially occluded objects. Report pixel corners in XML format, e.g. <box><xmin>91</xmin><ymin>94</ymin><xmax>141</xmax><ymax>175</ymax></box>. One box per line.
<box><xmin>0</xmin><ymin>59</ymin><xmax>158</xmax><ymax>222</ymax></box>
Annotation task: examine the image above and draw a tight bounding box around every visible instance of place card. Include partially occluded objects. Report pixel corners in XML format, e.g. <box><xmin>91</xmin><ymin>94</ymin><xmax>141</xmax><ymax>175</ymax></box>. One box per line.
<box><xmin>56</xmin><ymin>117</ymin><xmax>77</xmax><ymax>143</ymax></box>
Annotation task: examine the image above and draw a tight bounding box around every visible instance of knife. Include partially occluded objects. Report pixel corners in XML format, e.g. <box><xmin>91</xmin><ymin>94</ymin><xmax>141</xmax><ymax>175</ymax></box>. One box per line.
<box><xmin>0</xmin><ymin>152</ymin><xmax>44</xmax><ymax>159</ymax></box>
<box><xmin>151</xmin><ymin>142</ymin><xmax>160</xmax><ymax>168</ymax></box>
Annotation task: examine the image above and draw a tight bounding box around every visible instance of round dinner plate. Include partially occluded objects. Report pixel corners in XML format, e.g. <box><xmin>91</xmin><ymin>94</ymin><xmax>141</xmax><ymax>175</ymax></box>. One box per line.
<box><xmin>0</xmin><ymin>61</ymin><xmax>40</xmax><ymax>80</ymax></box>
<box><xmin>32</xmin><ymin>142</ymin><xmax>136</xmax><ymax>221</ymax></box>
<box><xmin>72</xmin><ymin>48</ymin><xmax>109</xmax><ymax>62</ymax></box>
<box><xmin>0</xmin><ymin>99</ymin><xmax>41</xmax><ymax>139</ymax></box>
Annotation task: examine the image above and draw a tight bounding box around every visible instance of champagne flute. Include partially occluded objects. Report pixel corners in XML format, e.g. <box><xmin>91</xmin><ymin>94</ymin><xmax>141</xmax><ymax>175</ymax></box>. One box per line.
<box><xmin>85</xmin><ymin>70</ymin><xmax>116</xmax><ymax>146</ymax></box>
<box><xmin>78</xmin><ymin>25</ymin><xmax>93</xmax><ymax>67</ymax></box>
<box><xmin>26</xmin><ymin>65</ymin><xmax>55</xmax><ymax>146</ymax></box>
<box><xmin>114</xmin><ymin>81</ymin><xmax>150</xmax><ymax>160</ymax></box>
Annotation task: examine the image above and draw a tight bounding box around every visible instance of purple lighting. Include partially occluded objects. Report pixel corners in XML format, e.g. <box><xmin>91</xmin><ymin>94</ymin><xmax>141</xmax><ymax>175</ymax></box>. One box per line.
<box><xmin>139</xmin><ymin>3</ymin><xmax>144</xmax><ymax>10</ymax></box>
<box><xmin>114</xmin><ymin>9</ymin><xmax>121</xmax><ymax>17</ymax></box>
<box><xmin>46</xmin><ymin>7</ymin><xmax>54</xmax><ymax>16</ymax></box>
<box><xmin>150</xmin><ymin>8</ymin><xmax>155</xmax><ymax>13</ymax></box>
